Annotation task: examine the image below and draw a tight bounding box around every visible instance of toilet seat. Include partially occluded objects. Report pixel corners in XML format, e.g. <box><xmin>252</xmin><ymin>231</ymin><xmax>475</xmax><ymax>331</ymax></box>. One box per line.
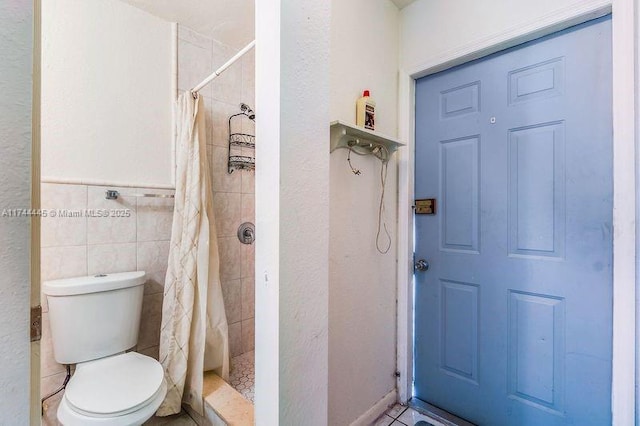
<box><xmin>58</xmin><ymin>352</ymin><xmax>168</xmax><ymax>425</ymax></box>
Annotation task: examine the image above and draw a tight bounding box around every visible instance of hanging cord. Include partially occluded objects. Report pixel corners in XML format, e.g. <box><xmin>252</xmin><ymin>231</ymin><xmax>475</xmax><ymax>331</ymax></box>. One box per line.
<box><xmin>376</xmin><ymin>156</ymin><xmax>392</xmax><ymax>254</ymax></box>
<box><xmin>347</xmin><ymin>147</ymin><xmax>361</xmax><ymax>175</ymax></box>
<box><xmin>345</xmin><ymin>143</ymin><xmax>391</xmax><ymax>253</ymax></box>
<box><xmin>41</xmin><ymin>364</ymin><xmax>72</xmax><ymax>415</ymax></box>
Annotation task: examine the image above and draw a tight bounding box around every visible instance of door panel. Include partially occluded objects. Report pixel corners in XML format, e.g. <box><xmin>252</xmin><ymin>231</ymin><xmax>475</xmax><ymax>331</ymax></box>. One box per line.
<box><xmin>508</xmin><ymin>122</ymin><xmax>565</xmax><ymax>258</ymax></box>
<box><xmin>414</xmin><ymin>17</ymin><xmax>612</xmax><ymax>426</ymax></box>
<box><xmin>440</xmin><ymin>136</ymin><xmax>480</xmax><ymax>253</ymax></box>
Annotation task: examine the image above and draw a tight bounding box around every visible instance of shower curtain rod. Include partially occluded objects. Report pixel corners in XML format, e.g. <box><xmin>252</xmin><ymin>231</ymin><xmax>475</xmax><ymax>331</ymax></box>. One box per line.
<box><xmin>191</xmin><ymin>39</ymin><xmax>256</xmax><ymax>96</ymax></box>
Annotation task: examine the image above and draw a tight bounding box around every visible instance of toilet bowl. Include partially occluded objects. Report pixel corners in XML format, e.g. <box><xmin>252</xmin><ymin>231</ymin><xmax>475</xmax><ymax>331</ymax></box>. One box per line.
<box><xmin>43</xmin><ymin>271</ymin><xmax>168</xmax><ymax>426</ymax></box>
<box><xmin>57</xmin><ymin>352</ymin><xmax>167</xmax><ymax>426</ymax></box>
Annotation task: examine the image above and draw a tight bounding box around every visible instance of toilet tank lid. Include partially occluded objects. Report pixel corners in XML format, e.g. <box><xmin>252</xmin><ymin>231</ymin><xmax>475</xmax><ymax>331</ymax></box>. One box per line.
<box><xmin>43</xmin><ymin>271</ymin><xmax>147</xmax><ymax>296</ymax></box>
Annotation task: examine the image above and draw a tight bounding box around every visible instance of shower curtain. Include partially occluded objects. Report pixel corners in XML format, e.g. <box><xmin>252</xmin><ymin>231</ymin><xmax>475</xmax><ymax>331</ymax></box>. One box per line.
<box><xmin>157</xmin><ymin>92</ymin><xmax>230</xmax><ymax>416</ymax></box>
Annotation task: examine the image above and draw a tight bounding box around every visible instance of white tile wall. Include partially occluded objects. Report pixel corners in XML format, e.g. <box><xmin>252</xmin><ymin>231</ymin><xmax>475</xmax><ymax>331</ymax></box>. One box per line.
<box><xmin>137</xmin><ymin>196</ymin><xmax>174</xmax><ymax>242</ymax></box>
<box><xmin>209</xmin><ymin>101</ymin><xmax>239</xmax><ymax>147</ymax></box>
<box><xmin>241</xmin><ymin>52</ymin><xmax>255</xmax><ymax>110</ymax></box>
<box><xmin>218</xmin><ymin>236</ymin><xmax>242</xmax><ymax>281</ymax></box>
<box><xmin>87</xmin><ymin>242</ymin><xmax>137</xmax><ymax>275</ymax></box>
<box><xmin>210</xmin><ymin>40</ymin><xmax>243</xmax><ymax>105</ymax></box>
<box><xmin>241</xmin><ymin>193</ymin><xmax>254</xmax><ymax>225</ymax></box>
<box><xmin>144</xmin><ymin>268</ymin><xmax>167</xmax><ymax>296</ymax></box>
<box><xmin>138</xmin><ymin>293</ymin><xmax>164</xmax><ymax>350</ymax></box>
<box><xmin>221</xmin><ymin>279</ymin><xmax>242</xmax><ymax>324</ymax></box>
<box><xmin>177</xmin><ymin>36</ymin><xmax>213</xmax><ymax>99</ymax></box>
<box><xmin>137</xmin><ymin>241</ymin><xmax>171</xmax><ymax>273</ymax></box>
<box><xmin>241</xmin><ymin>277</ymin><xmax>255</xmax><ymax>322</ymax></box>
<box><xmin>210</xmin><ymin>145</ymin><xmax>242</xmax><ymax>193</ymax></box>
<box><xmin>86</xmin><ymin>186</ymin><xmax>137</xmax><ymax>245</ymax></box>
<box><xmin>41</xmin><ymin>183</ymin><xmax>87</xmax><ymax>248</ymax></box>
<box><xmin>40</xmin><ymin>182</ymin><xmax>174</xmax><ymax>422</ymax></box>
<box><xmin>240</xmin><ymin>242</ymin><xmax>254</xmax><ymax>280</ymax></box>
<box><xmin>178</xmin><ymin>24</ymin><xmax>256</xmax><ymax>358</ymax></box>
<box><xmin>178</xmin><ymin>25</ymin><xmax>212</xmax><ymax>51</ymax></box>
<box><xmin>241</xmin><ymin>318</ymin><xmax>255</xmax><ymax>353</ymax></box>
<box><xmin>213</xmin><ymin>192</ymin><xmax>242</xmax><ymax>237</ymax></box>
<box><xmin>229</xmin><ymin>321</ymin><xmax>243</xmax><ymax>357</ymax></box>
<box><xmin>41</xmin><ymin>245</ymin><xmax>88</xmax><ymax>284</ymax></box>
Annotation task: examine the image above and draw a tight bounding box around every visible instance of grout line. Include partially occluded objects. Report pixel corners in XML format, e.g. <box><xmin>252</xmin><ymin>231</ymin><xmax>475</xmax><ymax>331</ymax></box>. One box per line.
<box><xmin>41</xmin><ymin>370</ymin><xmax>67</xmax><ymax>380</ymax></box>
<box><xmin>178</xmin><ymin>38</ymin><xmax>211</xmax><ymax>53</ymax></box>
<box><xmin>394</xmin><ymin>406</ymin><xmax>409</xmax><ymax>419</ymax></box>
<box><xmin>383</xmin><ymin>414</ymin><xmax>396</xmax><ymax>425</ymax></box>
<box><xmin>42</xmin><ymin>243</ymin><xmax>91</xmax><ymax>249</ymax></box>
<box><xmin>86</xmin><ymin>186</ymin><xmax>89</xmax><ymax>275</ymax></box>
<box><xmin>85</xmin><ymin>242</ymin><xmax>137</xmax><ymax>247</ymax></box>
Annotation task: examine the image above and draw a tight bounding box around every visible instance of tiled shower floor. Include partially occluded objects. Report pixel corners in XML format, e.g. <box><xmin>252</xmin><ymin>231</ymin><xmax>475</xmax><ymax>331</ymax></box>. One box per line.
<box><xmin>229</xmin><ymin>351</ymin><xmax>255</xmax><ymax>403</ymax></box>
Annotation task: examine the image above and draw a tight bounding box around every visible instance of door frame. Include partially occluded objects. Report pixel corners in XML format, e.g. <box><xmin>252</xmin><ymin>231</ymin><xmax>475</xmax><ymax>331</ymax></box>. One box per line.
<box><xmin>31</xmin><ymin>0</ymin><xmax>42</xmax><ymax>423</ymax></box>
<box><xmin>396</xmin><ymin>0</ymin><xmax>638</xmax><ymax>423</ymax></box>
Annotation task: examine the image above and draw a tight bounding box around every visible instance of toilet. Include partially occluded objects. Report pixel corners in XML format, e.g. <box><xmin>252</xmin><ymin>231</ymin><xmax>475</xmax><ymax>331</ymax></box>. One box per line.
<box><xmin>43</xmin><ymin>271</ymin><xmax>168</xmax><ymax>426</ymax></box>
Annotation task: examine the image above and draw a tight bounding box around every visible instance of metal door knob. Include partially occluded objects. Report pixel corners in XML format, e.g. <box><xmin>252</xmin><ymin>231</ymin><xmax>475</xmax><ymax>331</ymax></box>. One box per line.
<box><xmin>415</xmin><ymin>259</ymin><xmax>429</xmax><ymax>272</ymax></box>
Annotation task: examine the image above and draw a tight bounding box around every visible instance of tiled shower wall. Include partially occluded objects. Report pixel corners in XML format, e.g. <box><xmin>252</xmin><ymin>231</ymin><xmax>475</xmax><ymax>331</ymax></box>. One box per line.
<box><xmin>178</xmin><ymin>25</ymin><xmax>256</xmax><ymax>358</ymax></box>
<box><xmin>40</xmin><ymin>183</ymin><xmax>174</xmax><ymax>423</ymax></box>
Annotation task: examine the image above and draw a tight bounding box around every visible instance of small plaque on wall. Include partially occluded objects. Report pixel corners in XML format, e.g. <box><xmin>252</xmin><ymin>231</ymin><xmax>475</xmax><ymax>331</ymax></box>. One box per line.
<box><xmin>415</xmin><ymin>199</ymin><xmax>436</xmax><ymax>215</ymax></box>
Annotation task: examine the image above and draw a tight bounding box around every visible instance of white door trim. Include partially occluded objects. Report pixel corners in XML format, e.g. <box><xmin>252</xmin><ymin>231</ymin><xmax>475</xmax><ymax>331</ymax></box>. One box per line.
<box><xmin>396</xmin><ymin>2</ymin><xmax>637</xmax><ymax>423</ymax></box>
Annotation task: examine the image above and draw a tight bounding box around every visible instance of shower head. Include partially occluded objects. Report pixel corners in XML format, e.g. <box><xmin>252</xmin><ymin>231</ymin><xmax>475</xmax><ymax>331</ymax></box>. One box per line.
<box><xmin>240</xmin><ymin>103</ymin><xmax>255</xmax><ymax>120</ymax></box>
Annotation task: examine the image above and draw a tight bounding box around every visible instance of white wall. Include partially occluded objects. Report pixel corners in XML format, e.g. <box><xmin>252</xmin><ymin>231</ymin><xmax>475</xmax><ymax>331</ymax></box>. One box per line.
<box><xmin>400</xmin><ymin>0</ymin><xmax>610</xmax><ymax>73</ymax></box>
<box><xmin>0</xmin><ymin>0</ymin><xmax>33</xmax><ymax>423</ymax></box>
<box><xmin>255</xmin><ymin>0</ymin><xmax>330</xmax><ymax>424</ymax></box>
<box><xmin>329</xmin><ymin>1</ymin><xmax>400</xmax><ymax>424</ymax></box>
<box><xmin>331</xmin><ymin>0</ymin><xmax>399</xmax><ymax>136</ymax></box>
<box><xmin>41</xmin><ymin>0</ymin><xmax>173</xmax><ymax>187</ymax></box>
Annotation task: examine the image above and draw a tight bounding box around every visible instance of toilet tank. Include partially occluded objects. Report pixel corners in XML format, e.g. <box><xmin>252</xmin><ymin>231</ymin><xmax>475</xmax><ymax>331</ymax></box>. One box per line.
<box><xmin>43</xmin><ymin>271</ymin><xmax>147</xmax><ymax>364</ymax></box>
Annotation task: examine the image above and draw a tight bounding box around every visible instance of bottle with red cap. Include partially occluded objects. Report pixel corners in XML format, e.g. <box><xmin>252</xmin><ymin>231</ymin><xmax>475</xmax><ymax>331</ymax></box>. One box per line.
<box><xmin>356</xmin><ymin>89</ymin><xmax>376</xmax><ymax>131</ymax></box>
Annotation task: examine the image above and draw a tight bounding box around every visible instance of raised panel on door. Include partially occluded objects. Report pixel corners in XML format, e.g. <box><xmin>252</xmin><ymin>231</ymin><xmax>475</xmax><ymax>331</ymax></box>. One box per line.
<box><xmin>440</xmin><ymin>280</ymin><xmax>479</xmax><ymax>385</ymax></box>
<box><xmin>439</xmin><ymin>136</ymin><xmax>480</xmax><ymax>253</ymax></box>
<box><xmin>508</xmin><ymin>122</ymin><xmax>565</xmax><ymax>259</ymax></box>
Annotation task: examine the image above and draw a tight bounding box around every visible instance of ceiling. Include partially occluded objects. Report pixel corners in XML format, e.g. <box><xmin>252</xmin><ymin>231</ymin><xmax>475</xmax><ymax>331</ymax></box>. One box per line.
<box><xmin>120</xmin><ymin>0</ymin><xmax>415</xmax><ymax>48</ymax></box>
<box><xmin>119</xmin><ymin>0</ymin><xmax>254</xmax><ymax>49</ymax></box>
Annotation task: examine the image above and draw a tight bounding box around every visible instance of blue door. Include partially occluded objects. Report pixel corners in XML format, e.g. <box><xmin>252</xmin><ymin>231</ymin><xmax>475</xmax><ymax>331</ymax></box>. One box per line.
<box><xmin>414</xmin><ymin>17</ymin><xmax>612</xmax><ymax>425</ymax></box>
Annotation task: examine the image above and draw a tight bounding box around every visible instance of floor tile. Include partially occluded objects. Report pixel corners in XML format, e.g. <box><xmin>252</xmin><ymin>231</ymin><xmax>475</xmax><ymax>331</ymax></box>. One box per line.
<box><xmin>397</xmin><ymin>407</ymin><xmax>445</xmax><ymax>426</ymax></box>
<box><xmin>372</xmin><ymin>414</ymin><xmax>396</xmax><ymax>425</ymax></box>
<box><xmin>386</xmin><ymin>403</ymin><xmax>408</xmax><ymax>419</ymax></box>
<box><xmin>144</xmin><ymin>411</ymin><xmax>197</xmax><ymax>425</ymax></box>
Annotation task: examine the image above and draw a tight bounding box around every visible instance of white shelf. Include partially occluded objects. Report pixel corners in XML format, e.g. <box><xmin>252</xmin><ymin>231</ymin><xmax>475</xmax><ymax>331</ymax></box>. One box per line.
<box><xmin>330</xmin><ymin>120</ymin><xmax>405</xmax><ymax>160</ymax></box>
